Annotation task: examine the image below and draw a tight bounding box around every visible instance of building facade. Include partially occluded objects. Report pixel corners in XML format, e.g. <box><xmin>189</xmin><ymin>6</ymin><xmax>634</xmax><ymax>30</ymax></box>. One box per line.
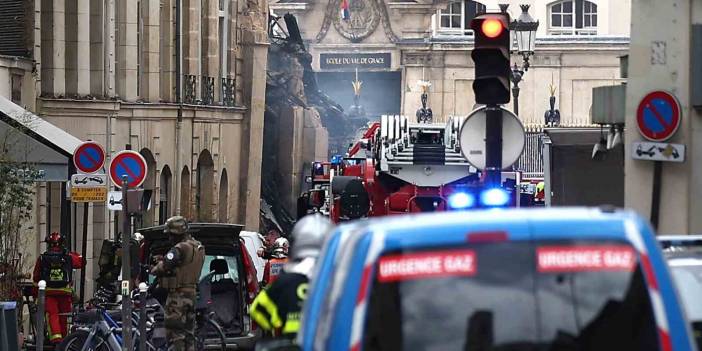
<box><xmin>0</xmin><ymin>0</ymin><xmax>269</xmax><ymax>294</ymax></box>
<box><xmin>271</xmin><ymin>0</ymin><xmax>629</xmax><ymax>130</ymax></box>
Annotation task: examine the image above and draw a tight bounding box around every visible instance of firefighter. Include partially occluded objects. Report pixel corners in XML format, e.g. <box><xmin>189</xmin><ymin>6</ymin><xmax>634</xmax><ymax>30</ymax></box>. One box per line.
<box><xmin>150</xmin><ymin>216</ymin><xmax>205</xmax><ymax>351</ymax></box>
<box><xmin>250</xmin><ymin>214</ymin><xmax>333</xmax><ymax>338</ymax></box>
<box><xmin>262</xmin><ymin>237</ymin><xmax>290</xmax><ymax>286</ymax></box>
<box><xmin>32</xmin><ymin>232</ymin><xmax>85</xmax><ymax>344</ymax></box>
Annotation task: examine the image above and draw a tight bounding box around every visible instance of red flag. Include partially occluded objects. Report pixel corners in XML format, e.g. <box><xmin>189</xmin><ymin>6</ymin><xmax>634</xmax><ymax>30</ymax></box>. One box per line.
<box><xmin>341</xmin><ymin>0</ymin><xmax>350</xmax><ymax>21</ymax></box>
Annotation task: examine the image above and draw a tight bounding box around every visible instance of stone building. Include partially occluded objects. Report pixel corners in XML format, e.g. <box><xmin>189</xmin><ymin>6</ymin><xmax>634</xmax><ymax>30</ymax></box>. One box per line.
<box><xmin>0</xmin><ymin>0</ymin><xmax>269</xmax><ymax>294</ymax></box>
<box><xmin>271</xmin><ymin>0</ymin><xmax>630</xmax><ymax>129</ymax></box>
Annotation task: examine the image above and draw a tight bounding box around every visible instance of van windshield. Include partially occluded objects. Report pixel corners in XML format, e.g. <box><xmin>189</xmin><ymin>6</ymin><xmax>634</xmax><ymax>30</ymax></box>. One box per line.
<box><xmin>362</xmin><ymin>241</ymin><xmax>660</xmax><ymax>351</ymax></box>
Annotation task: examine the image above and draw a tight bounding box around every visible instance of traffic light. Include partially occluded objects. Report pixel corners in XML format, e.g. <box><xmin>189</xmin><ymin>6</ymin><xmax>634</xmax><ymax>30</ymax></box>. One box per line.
<box><xmin>471</xmin><ymin>13</ymin><xmax>511</xmax><ymax>105</ymax></box>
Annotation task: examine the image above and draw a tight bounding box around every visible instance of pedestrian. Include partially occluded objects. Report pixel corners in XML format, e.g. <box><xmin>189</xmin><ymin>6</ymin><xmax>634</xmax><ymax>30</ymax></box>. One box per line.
<box><xmin>32</xmin><ymin>232</ymin><xmax>85</xmax><ymax>345</ymax></box>
<box><xmin>150</xmin><ymin>216</ymin><xmax>205</xmax><ymax>351</ymax></box>
<box><xmin>250</xmin><ymin>214</ymin><xmax>334</xmax><ymax>338</ymax></box>
<box><xmin>262</xmin><ymin>237</ymin><xmax>289</xmax><ymax>286</ymax></box>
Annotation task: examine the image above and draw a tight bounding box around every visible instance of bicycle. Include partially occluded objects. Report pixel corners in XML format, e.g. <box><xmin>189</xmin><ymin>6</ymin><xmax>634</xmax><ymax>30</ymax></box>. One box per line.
<box><xmin>58</xmin><ymin>298</ymin><xmax>227</xmax><ymax>350</ymax></box>
<box><xmin>57</xmin><ymin>299</ymin><xmax>152</xmax><ymax>351</ymax></box>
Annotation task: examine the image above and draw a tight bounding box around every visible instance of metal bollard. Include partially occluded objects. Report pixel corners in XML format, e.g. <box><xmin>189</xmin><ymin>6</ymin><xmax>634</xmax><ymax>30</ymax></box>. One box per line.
<box><xmin>138</xmin><ymin>283</ymin><xmax>147</xmax><ymax>351</ymax></box>
<box><xmin>36</xmin><ymin>280</ymin><xmax>46</xmax><ymax>351</ymax></box>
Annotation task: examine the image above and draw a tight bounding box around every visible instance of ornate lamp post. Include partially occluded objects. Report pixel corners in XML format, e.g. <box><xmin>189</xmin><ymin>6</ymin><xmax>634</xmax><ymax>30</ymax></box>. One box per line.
<box><xmin>509</xmin><ymin>4</ymin><xmax>539</xmax><ymax>116</ymax></box>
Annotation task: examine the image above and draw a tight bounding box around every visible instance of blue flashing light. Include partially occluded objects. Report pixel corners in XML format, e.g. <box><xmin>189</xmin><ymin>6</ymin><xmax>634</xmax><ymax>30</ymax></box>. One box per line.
<box><xmin>480</xmin><ymin>188</ymin><xmax>510</xmax><ymax>207</ymax></box>
<box><xmin>331</xmin><ymin>155</ymin><xmax>343</xmax><ymax>165</ymax></box>
<box><xmin>448</xmin><ymin>192</ymin><xmax>476</xmax><ymax>209</ymax></box>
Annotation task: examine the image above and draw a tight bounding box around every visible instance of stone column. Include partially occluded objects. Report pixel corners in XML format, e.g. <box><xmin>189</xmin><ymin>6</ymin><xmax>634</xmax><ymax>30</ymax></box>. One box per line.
<box><xmin>203</xmin><ymin>0</ymin><xmax>217</xmax><ymax>78</ymax></box>
<box><xmin>228</xmin><ymin>2</ymin><xmax>237</xmax><ymax>78</ymax></box>
<box><xmin>141</xmin><ymin>0</ymin><xmax>160</xmax><ymax>101</ymax></box>
<box><xmin>116</xmin><ymin>0</ymin><xmax>138</xmax><ymax>101</ymax></box>
<box><xmin>90</xmin><ymin>0</ymin><xmax>104</xmax><ymax>96</ymax></box>
<box><xmin>624</xmin><ymin>0</ymin><xmax>702</xmax><ymax>233</ymax></box>
<box><xmin>65</xmin><ymin>0</ymin><xmax>90</xmax><ymax>96</ymax></box>
<box><xmin>159</xmin><ymin>0</ymin><xmax>174</xmax><ymax>101</ymax></box>
<box><xmin>104</xmin><ymin>0</ymin><xmax>116</xmax><ymax>97</ymax></box>
<box><xmin>183</xmin><ymin>0</ymin><xmax>198</xmax><ymax>76</ymax></box>
<box><xmin>40</xmin><ymin>0</ymin><xmax>66</xmax><ymax>96</ymax></box>
<box><xmin>237</xmin><ymin>23</ymin><xmax>269</xmax><ymax>230</ymax></box>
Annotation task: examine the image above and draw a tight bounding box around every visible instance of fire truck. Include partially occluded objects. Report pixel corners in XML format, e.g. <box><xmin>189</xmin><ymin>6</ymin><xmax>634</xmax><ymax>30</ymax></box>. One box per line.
<box><xmin>297</xmin><ymin>115</ymin><xmax>521</xmax><ymax>223</ymax></box>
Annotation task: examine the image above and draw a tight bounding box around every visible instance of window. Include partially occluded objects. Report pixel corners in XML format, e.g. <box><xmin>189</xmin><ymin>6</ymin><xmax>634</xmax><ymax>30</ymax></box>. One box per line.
<box><xmin>201</xmin><ymin>255</ymin><xmax>240</xmax><ymax>282</ymax></box>
<box><xmin>549</xmin><ymin>0</ymin><xmax>597</xmax><ymax>35</ymax></box>
<box><xmin>437</xmin><ymin>1</ymin><xmax>486</xmax><ymax>35</ymax></box>
<box><xmin>439</xmin><ymin>1</ymin><xmax>463</xmax><ymax>31</ymax></box>
<box><xmin>362</xmin><ymin>241</ymin><xmax>661</xmax><ymax>350</ymax></box>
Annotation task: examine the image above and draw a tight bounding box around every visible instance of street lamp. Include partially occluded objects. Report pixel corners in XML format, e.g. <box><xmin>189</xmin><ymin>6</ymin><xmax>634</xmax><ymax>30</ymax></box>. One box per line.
<box><xmin>509</xmin><ymin>4</ymin><xmax>539</xmax><ymax>116</ymax></box>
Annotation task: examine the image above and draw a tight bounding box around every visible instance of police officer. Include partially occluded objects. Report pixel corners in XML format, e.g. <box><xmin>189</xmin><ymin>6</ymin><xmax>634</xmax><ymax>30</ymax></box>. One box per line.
<box><xmin>250</xmin><ymin>214</ymin><xmax>333</xmax><ymax>338</ymax></box>
<box><xmin>151</xmin><ymin>216</ymin><xmax>205</xmax><ymax>351</ymax></box>
<box><xmin>262</xmin><ymin>237</ymin><xmax>289</xmax><ymax>286</ymax></box>
<box><xmin>32</xmin><ymin>232</ymin><xmax>85</xmax><ymax>344</ymax></box>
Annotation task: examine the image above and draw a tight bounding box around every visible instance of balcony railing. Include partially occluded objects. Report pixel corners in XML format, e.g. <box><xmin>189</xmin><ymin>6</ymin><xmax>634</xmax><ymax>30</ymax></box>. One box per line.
<box><xmin>222</xmin><ymin>77</ymin><xmax>235</xmax><ymax>107</ymax></box>
<box><xmin>183</xmin><ymin>74</ymin><xmax>197</xmax><ymax>104</ymax></box>
<box><xmin>201</xmin><ymin>76</ymin><xmax>215</xmax><ymax>105</ymax></box>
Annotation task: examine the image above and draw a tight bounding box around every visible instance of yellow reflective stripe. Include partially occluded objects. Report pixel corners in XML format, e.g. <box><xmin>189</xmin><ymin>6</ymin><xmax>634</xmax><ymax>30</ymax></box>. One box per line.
<box><xmin>46</xmin><ymin>287</ymin><xmax>72</xmax><ymax>293</ymax></box>
<box><xmin>282</xmin><ymin>319</ymin><xmax>300</xmax><ymax>334</ymax></box>
<box><xmin>45</xmin><ymin>313</ymin><xmax>54</xmax><ymax>334</ymax></box>
<box><xmin>49</xmin><ymin>333</ymin><xmax>63</xmax><ymax>340</ymax></box>
<box><xmin>252</xmin><ymin>291</ymin><xmax>283</xmax><ymax>329</ymax></box>
<box><xmin>250</xmin><ymin>304</ymin><xmax>273</xmax><ymax>330</ymax></box>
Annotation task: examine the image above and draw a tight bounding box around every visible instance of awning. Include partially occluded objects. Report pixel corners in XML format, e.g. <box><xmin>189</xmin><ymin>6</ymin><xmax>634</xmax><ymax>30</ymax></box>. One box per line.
<box><xmin>0</xmin><ymin>95</ymin><xmax>82</xmax><ymax>181</ymax></box>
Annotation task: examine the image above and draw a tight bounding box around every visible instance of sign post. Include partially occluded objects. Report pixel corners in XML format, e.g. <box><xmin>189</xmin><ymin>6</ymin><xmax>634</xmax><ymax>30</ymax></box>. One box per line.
<box><xmin>121</xmin><ymin>175</ymin><xmax>132</xmax><ymax>351</ymax></box>
<box><xmin>634</xmin><ymin>90</ymin><xmax>683</xmax><ymax>229</ymax></box>
<box><xmin>108</xmin><ymin>149</ymin><xmax>148</xmax><ymax>351</ymax></box>
<box><xmin>72</xmin><ymin>141</ymin><xmax>107</xmax><ymax>305</ymax></box>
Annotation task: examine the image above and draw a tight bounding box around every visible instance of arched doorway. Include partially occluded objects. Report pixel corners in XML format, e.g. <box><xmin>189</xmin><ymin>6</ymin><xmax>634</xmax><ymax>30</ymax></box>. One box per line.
<box><xmin>180</xmin><ymin>166</ymin><xmax>191</xmax><ymax>219</ymax></box>
<box><xmin>159</xmin><ymin>165</ymin><xmax>172</xmax><ymax>224</ymax></box>
<box><xmin>218</xmin><ymin>169</ymin><xmax>228</xmax><ymax>222</ymax></box>
<box><xmin>140</xmin><ymin>148</ymin><xmax>157</xmax><ymax>226</ymax></box>
<box><xmin>196</xmin><ymin>150</ymin><xmax>214</xmax><ymax>221</ymax></box>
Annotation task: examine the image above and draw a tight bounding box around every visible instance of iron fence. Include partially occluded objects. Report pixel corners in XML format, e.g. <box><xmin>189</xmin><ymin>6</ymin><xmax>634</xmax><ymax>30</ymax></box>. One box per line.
<box><xmin>515</xmin><ymin>132</ymin><xmax>544</xmax><ymax>179</ymax></box>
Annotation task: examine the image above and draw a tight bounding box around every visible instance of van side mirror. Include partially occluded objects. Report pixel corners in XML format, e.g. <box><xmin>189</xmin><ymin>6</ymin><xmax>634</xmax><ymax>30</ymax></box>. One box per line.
<box><xmin>255</xmin><ymin>339</ymin><xmax>301</xmax><ymax>351</ymax></box>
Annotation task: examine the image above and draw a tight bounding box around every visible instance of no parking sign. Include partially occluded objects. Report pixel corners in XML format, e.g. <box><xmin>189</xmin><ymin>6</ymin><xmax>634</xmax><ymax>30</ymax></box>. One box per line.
<box><xmin>73</xmin><ymin>141</ymin><xmax>106</xmax><ymax>174</ymax></box>
<box><xmin>636</xmin><ymin>91</ymin><xmax>681</xmax><ymax>142</ymax></box>
<box><xmin>109</xmin><ymin>151</ymin><xmax>148</xmax><ymax>188</ymax></box>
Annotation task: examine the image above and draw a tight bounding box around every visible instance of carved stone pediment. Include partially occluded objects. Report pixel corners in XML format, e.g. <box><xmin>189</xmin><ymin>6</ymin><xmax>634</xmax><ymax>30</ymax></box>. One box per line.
<box><xmin>317</xmin><ymin>0</ymin><xmax>399</xmax><ymax>43</ymax></box>
<box><xmin>335</xmin><ymin>0</ymin><xmax>381</xmax><ymax>42</ymax></box>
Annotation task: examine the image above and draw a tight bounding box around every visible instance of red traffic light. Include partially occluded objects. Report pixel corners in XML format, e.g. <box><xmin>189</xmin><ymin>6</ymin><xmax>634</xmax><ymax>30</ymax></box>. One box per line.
<box><xmin>481</xmin><ymin>19</ymin><xmax>504</xmax><ymax>38</ymax></box>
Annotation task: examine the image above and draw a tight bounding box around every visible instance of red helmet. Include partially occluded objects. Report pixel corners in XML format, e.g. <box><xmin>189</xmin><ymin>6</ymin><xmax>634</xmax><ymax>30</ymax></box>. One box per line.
<box><xmin>46</xmin><ymin>232</ymin><xmax>64</xmax><ymax>247</ymax></box>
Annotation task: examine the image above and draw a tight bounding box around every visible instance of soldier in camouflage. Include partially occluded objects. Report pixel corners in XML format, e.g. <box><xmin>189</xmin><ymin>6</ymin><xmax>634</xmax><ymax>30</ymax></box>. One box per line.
<box><xmin>151</xmin><ymin>216</ymin><xmax>205</xmax><ymax>351</ymax></box>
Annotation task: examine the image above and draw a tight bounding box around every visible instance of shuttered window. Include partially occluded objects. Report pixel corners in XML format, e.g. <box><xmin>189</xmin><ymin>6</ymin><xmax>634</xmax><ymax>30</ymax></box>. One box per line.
<box><xmin>0</xmin><ymin>0</ymin><xmax>30</xmax><ymax>57</ymax></box>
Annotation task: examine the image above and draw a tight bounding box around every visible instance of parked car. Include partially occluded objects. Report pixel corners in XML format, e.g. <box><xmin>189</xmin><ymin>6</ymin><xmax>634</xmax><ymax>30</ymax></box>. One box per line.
<box><xmin>266</xmin><ymin>208</ymin><xmax>695</xmax><ymax>350</ymax></box>
<box><xmin>659</xmin><ymin>235</ymin><xmax>702</xmax><ymax>251</ymax></box>
<box><xmin>240</xmin><ymin>230</ymin><xmax>266</xmax><ymax>283</ymax></box>
<box><xmin>659</xmin><ymin>235</ymin><xmax>702</xmax><ymax>349</ymax></box>
<box><xmin>139</xmin><ymin>223</ymin><xmax>261</xmax><ymax>350</ymax></box>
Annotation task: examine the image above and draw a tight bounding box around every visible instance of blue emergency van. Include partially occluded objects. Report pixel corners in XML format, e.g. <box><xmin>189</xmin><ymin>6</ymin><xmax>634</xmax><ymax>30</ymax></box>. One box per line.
<box><xmin>287</xmin><ymin>208</ymin><xmax>695</xmax><ymax>350</ymax></box>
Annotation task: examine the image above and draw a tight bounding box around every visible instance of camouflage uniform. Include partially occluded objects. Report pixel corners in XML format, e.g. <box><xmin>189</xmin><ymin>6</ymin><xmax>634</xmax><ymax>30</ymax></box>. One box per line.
<box><xmin>151</xmin><ymin>216</ymin><xmax>205</xmax><ymax>351</ymax></box>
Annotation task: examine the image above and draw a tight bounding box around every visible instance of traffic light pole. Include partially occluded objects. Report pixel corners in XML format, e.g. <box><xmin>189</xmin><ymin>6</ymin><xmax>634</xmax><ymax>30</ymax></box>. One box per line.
<box><xmin>485</xmin><ymin>105</ymin><xmax>503</xmax><ymax>188</ymax></box>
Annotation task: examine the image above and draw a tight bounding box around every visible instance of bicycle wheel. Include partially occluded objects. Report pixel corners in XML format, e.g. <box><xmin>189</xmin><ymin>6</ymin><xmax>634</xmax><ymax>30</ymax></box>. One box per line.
<box><xmin>57</xmin><ymin>330</ymin><xmax>111</xmax><ymax>351</ymax></box>
<box><xmin>196</xmin><ymin>317</ymin><xmax>227</xmax><ymax>351</ymax></box>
